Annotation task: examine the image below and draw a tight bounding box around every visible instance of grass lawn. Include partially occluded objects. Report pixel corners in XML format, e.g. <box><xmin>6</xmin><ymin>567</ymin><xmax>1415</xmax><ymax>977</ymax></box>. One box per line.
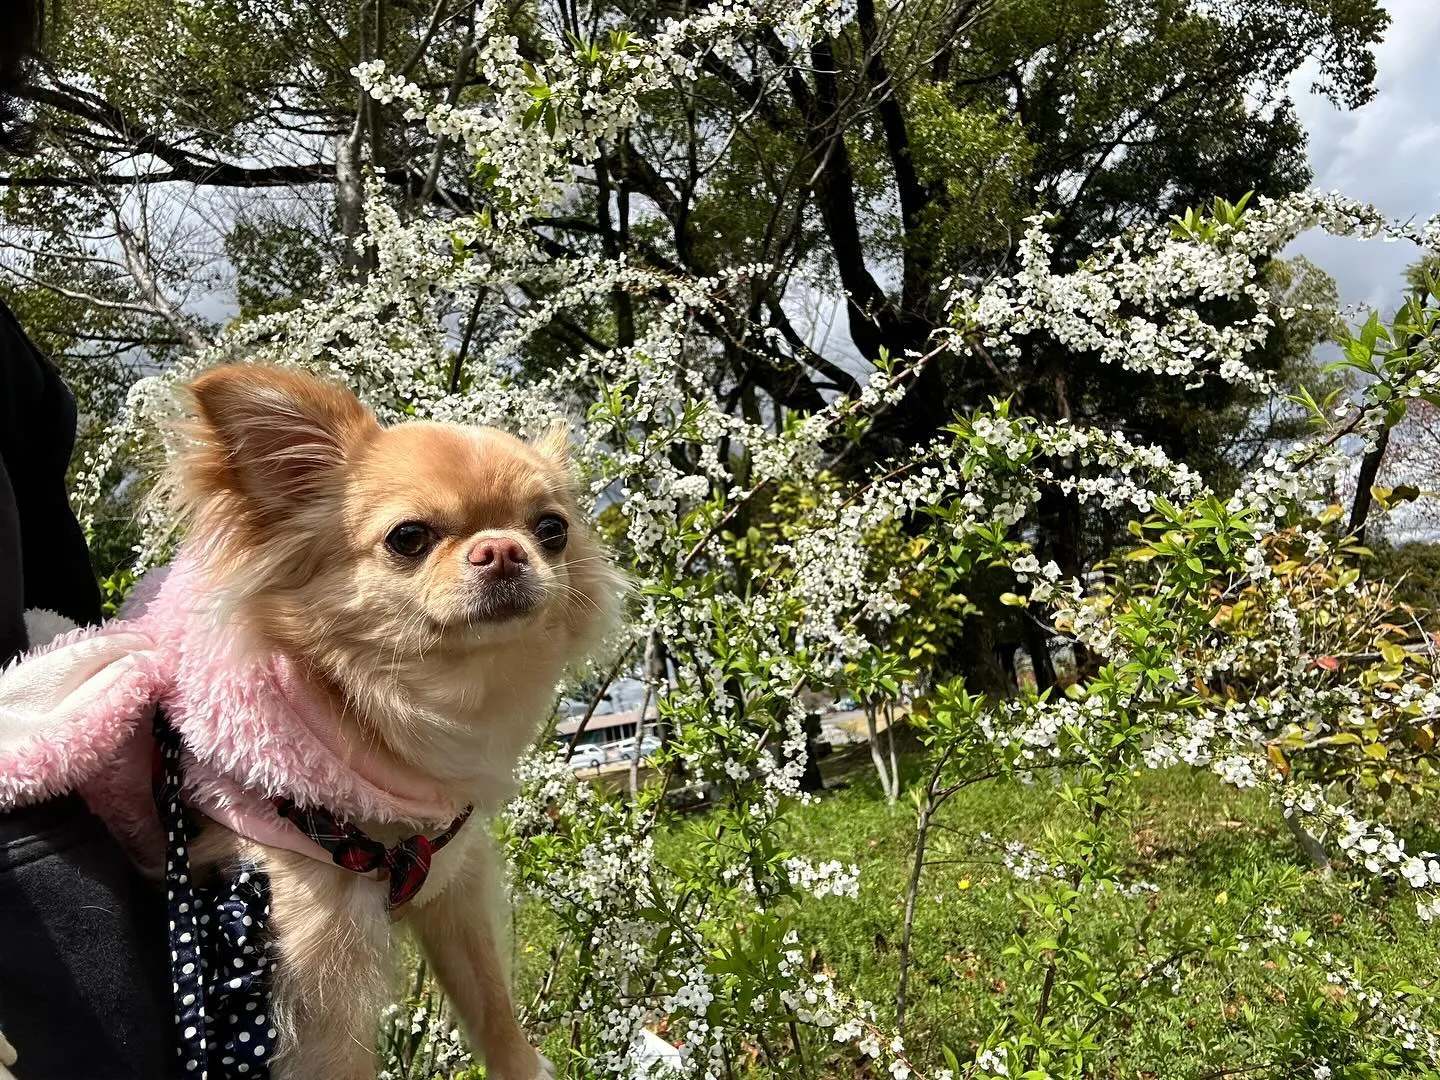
<box><xmin>505</xmin><ymin>736</ymin><xmax>1440</xmax><ymax>1078</ymax></box>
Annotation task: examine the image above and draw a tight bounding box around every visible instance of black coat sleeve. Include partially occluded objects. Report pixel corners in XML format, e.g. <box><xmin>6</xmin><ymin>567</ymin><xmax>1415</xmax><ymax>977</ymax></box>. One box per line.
<box><xmin>0</xmin><ymin>299</ymin><xmax>174</xmax><ymax>1079</ymax></box>
<box><xmin>0</xmin><ymin>298</ymin><xmax>103</xmax><ymax>665</ymax></box>
<box><xmin>0</xmin><ymin>456</ymin><xmax>26</xmax><ymax>666</ymax></box>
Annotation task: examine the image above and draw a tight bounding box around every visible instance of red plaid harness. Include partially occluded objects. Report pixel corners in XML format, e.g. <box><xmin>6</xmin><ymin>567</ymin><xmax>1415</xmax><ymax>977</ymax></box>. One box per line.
<box><xmin>270</xmin><ymin>795</ymin><xmax>474</xmax><ymax>908</ymax></box>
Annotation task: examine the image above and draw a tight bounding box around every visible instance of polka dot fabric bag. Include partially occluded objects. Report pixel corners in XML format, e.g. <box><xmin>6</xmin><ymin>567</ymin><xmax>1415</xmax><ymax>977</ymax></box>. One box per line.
<box><xmin>154</xmin><ymin>711</ymin><xmax>277</xmax><ymax>1078</ymax></box>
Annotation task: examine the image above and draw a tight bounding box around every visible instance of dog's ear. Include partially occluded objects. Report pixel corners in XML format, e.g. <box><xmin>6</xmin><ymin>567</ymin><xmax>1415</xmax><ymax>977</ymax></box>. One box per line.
<box><xmin>531</xmin><ymin>420</ymin><xmax>572</xmax><ymax>464</ymax></box>
<box><xmin>185</xmin><ymin>364</ymin><xmax>377</xmax><ymax>519</ymax></box>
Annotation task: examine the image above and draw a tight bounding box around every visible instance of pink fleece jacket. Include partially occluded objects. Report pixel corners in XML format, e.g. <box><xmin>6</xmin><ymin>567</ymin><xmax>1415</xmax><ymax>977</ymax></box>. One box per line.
<box><xmin>0</xmin><ymin>557</ymin><xmax>460</xmax><ymax>874</ymax></box>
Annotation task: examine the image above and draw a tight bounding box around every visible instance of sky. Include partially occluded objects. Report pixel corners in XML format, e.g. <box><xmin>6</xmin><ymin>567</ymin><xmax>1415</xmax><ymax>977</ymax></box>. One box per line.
<box><xmin>1287</xmin><ymin>0</ymin><xmax>1440</xmax><ymax>316</ymax></box>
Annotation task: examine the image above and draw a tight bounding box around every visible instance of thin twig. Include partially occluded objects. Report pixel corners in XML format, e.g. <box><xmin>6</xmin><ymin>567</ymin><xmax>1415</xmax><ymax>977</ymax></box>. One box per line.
<box><xmin>449</xmin><ymin>287</ymin><xmax>485</xmax><ymax>394</ymax></box>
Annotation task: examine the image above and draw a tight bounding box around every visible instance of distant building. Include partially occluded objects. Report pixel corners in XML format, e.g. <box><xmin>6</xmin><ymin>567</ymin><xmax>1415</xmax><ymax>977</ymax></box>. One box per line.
<box><xmin>554</xmin><ymin>702</ymin><xmax>659</xmax><ymax>752</ymax></box>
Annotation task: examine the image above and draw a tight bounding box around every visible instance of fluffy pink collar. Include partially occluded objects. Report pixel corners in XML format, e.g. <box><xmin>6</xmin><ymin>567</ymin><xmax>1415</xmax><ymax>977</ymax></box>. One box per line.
<box><xmin>0</xmin><ymin>557</ymin><xmax>460</xmax><ymax>871</ymax></box>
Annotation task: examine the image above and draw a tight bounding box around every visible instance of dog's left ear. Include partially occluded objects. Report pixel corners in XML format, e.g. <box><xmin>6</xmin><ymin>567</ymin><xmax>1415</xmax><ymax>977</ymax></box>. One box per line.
<box><xmin>531</xmin><ymin>420</ymin><xmax>571</xmax><ymax>463</ymax></box>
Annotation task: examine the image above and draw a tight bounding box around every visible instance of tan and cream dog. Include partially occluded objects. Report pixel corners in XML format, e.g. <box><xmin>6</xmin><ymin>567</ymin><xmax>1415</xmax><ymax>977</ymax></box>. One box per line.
<box><xmin>177</xmin><ymin>365</ymin><xmax>620</xmax><ymax>1078</ymax></box>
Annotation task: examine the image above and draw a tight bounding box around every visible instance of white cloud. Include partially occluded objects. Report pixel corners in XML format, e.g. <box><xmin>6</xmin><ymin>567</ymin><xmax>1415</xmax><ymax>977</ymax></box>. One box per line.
<box><xmin>1287</xmin><ymin>1</ymin><xmax>1440</xmax><ymax>315</ymax></box>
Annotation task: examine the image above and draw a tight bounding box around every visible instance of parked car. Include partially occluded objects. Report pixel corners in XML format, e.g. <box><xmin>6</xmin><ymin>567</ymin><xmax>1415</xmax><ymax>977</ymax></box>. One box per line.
<box><xmin>617</xmin><ymin>734</ymin><xmax>662</xmax><ymax>761</ymax></box>
<box><xmin>564</xmin><ymin>743</ymin><xmax>607</xmax><ymax>770</ymax></box>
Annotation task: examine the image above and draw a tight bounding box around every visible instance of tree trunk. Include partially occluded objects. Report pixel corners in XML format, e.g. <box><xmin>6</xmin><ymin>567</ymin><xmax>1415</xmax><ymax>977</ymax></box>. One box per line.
<box><xmin>631</xmin><ymin>633</ymin><xmax>668</xmax><ymax>794</ymax></box>
<box><xmin>884</xmin><ymin>700</ymin><xmax>900</xmax><ymax>804</ymax></box>
<box><xmin>799</xmin><ymin>709</ymin><xmax>825</xmax><ymax>794</ymax></box>
<box><xmin>996</xmin><ymin>640</ymin><xmax>1020</xmax><ymax>695</ymax></box>
<box><xmin>895</xmin><ymin>798</ymin><xmax>932</xmax><ymax>1039</ymax></box>
<box><xmin>954</xmin><ymin>619</ymin><xmax>1010</xmax><ymax>695</ymax></box>
<box><xmin>335</xmin><ymin>117</ymin><xmax>370</xmax><ymax>275</ymax></box>
<box><xmin>1284</xmin><ymin>811</ymin><xmax>1333</xmax><ymax>877</ymax></box>
<box><xmin>1024</xmin><ymin>617</ymin><xmax>1057</xmax><ymax>693</ymax></box>
<box><xmin>629</xmin><ymin>636</ymin><xmax>658</xmax><ymax>797</ymax></box>
<box><xmin>866</xmin><ymin>702</ymin><xmax>894</xmax><ymax>800</ymax></box>
<box><xmin>1348</xmin><ymin>426</ymin><xmax>1391</xmax><ymax>545</ymax></box>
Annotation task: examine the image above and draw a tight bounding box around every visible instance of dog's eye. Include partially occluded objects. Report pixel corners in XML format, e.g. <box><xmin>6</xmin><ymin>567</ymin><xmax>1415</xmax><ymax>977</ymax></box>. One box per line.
<box><xmin>533</xmin><ymin>514</ymin><xmax>568</xmax><ymax>553</ymax></box>
<box><xmin>385</xmin><ymin>522</ymin><xmax>435</xmax><ymax>558</ymax></box>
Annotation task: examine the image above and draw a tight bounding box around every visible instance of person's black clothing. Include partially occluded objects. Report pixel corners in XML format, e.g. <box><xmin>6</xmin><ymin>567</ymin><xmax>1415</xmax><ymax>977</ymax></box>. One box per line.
<box><xmin>0</xmin><ymin>297</ymin><xmax>173</xmax><ymax>1079</ymax></box>
<box><xmin>0</xmin><ymin>794</ymin><xmax>172</xmax><ymax>1078</ymax></box>
<box><xmin>0</xmin><ymin>300</ymin><xmax>104</xmax><ymax>663</ymax></box>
